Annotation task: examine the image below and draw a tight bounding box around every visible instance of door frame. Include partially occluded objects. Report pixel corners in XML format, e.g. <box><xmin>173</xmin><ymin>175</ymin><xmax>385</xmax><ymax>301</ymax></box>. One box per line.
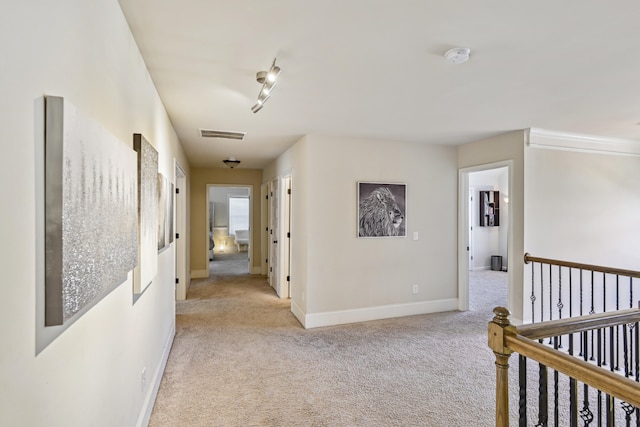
<box><xmin>174</xmin><ymin>161</ymin><xmax>188</xmax><ymax>300</ymax></box>
<box><xmin>206</xmin><ymin>184</ymin><xmax>252</xmax><ymax>274</ymax></box>
<box><xmin>280</xmin><ymin>175</ymin><xmax>292</xmax><ymax>298</ymax></box>
<box><xmin>468</xmin><ymin>186</ymin><xmax>474</xmax><ymax>271</ymax></box>
<box><xmin>261</xmin><ymin>183</ymin><xmax>269</xmax><ymax>276</ymax></box>
<box><xmin>458</xmin><ymin>160</ymin><xmax>513</xmax><ymax>311</ymax></box>
<box><xmin>268</xmin><ymin>178</ymin><xmax>280</xmax><ymax>293</ymax></box>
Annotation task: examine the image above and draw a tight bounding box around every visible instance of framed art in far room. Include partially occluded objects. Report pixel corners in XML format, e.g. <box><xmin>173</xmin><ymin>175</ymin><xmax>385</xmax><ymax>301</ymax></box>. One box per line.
<box><xmin>357</xmin><ymin>182</ymin><xmax>406</xmax><ymax>238</ymax></box>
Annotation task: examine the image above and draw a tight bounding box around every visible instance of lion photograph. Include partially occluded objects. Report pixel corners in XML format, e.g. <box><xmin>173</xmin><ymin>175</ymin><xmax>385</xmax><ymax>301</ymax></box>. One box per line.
<box><xmin>358</xmin><ymin>183</ymin><xmax>406</xmax><ymax>237</ymax></box>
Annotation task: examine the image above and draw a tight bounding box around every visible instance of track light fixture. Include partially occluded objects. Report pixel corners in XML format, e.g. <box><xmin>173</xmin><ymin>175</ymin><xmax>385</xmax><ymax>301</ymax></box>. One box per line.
<box><xmin>251</xmin><ymin>58</ymin><xmax>281</xmax><ymax>113</ymax></box>
<box><xmin>223</xmin><ymin>157</ymin><xmax>241</xmax><ymax>168</ymax></box>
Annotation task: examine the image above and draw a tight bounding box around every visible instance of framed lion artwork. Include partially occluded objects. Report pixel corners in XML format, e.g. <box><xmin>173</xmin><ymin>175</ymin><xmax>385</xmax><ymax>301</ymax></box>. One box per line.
<box><xmin>357</xmin><ymin>182</ymin><xmax>406</xmax><ymax>238</ymax></box>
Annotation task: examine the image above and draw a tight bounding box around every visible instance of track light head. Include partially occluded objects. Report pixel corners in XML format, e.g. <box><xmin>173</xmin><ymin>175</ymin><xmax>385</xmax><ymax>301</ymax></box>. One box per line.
<box><xmin>267</xmin><ymin>66</ymin><xmax>281</xmax><ymax>82</ymax></box>
<box><xmin>256</xmin><ymin>71</ymin><xmax>267</xmax><ymax>84</ymax></box>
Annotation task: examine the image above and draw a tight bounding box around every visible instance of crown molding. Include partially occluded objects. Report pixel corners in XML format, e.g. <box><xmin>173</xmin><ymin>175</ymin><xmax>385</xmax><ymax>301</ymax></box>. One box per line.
<box><xmin>526</xmin><ymin>127</ymin><xmax>640</xmax><ymax>157</ymax></box>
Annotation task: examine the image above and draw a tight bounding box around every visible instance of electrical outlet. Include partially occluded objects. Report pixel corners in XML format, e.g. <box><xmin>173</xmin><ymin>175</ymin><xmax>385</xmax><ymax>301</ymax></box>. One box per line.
<box><xmin>141</xmin><ymin>367</ymin><xmax>147</xmax><ymax>392</ymax></box>
<box><xmin>412</xmin><ymin>284</ymin><xmax>419</xmax><ymax>294</ymax></box>
<box><xmin>413</xmin><ymin>231</ymin><xmax>419</xmax><ymax>241</ymax></box>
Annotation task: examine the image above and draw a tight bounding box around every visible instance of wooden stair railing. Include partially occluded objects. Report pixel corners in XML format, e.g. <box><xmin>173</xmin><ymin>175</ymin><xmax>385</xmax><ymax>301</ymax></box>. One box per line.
<box><xmin>524</xmin><ymin>253</ymin><xmax>640</xmax><ymax>324</ymax></box>
<box><xmin>489</xmin><ymin>306</ymin><xmax>640</xmax><ymax>426</ymax></box>
<box><xmin>524</xmin><ymin>253</ymin><xmax>640</xmax><ymax>279</ymax></box>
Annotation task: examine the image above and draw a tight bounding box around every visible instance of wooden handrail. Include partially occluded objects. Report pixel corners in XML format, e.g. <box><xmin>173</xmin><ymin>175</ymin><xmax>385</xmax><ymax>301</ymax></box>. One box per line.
<box><xmin>489</xmin><ymin>306</ymin><xmax>640</xmax><ymax>427</ymax></box>
<box><xmin>506</xmin><ymin>333</ymin><xmax>640</xmax><ymax>408</ymax></box>
<box><xmin>518</xmin><ymin>308</ymin><xmax>640</xmax><ymax>340</ymax></box>
<box><xmin>524</xmin><ymin>252</ymin><xmax>640</xmax><ymax>278</ymax></box>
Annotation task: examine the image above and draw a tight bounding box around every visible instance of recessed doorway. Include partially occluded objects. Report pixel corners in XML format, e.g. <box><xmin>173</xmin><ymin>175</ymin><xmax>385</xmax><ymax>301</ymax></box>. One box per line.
<box><xmin>207</xmin><ymin>185</ymin><xmax>251</xmax><ymax>276</ymax></box>
<box><xmin>458</xmin><ymin>161</ymin><xmax>512</xmax><ymax>313</ymax></box>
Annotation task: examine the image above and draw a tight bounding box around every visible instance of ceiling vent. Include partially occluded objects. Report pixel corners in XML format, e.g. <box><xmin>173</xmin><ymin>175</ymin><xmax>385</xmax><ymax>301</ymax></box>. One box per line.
<box><xmin>200</xmin><ymin>129</ymin><xmax>246</xmax><ymax>140</ymax></box>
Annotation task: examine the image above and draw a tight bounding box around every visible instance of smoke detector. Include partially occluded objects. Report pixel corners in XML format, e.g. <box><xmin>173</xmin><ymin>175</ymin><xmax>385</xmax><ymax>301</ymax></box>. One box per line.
<box><xmin>444</xmin><ymin>47</ymin><xmax>471</xmax><ymax>64</ymax></box>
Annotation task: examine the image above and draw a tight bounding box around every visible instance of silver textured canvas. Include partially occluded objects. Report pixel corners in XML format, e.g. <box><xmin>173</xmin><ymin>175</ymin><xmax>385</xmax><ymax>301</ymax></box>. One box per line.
<box><xmin>133</xmin><ymin>134</ymin><xmax>158</xmax><ymax>294</ymax></box>
<box><xmin>157</xmin><ymin>173</ymin><xmax>167</xmax><ymax>251</ymax></box>
<box><xmin>45</xmin><ymin>96</ymin><xmax>138</xmax><ymax>325</ymax></box>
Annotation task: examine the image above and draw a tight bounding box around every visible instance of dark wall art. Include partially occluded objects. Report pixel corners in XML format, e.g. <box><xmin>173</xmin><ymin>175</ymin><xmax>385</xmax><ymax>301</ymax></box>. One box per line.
<box><xmin>357</xmin><ymin>182</ymin><xmax>406</xmax><ymax>238</ymax></box>
<box><xmin>44</xmin><ymin>96</ymin><xmax>138</xmax><ymax>326</ymax></box>
<box><xmin>133</xmin><ymin>133</ymin><xmax>158</xmax><ymax>294</ymax></box>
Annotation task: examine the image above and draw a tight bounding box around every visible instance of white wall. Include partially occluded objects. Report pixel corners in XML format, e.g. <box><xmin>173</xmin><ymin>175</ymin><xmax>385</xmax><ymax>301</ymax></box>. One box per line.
<box><xmin>266</xmin><ymin>135</ymin><xmax>459</xmax><ymax>327</ymax></box>
<box><xmin>524</xmin><ymin>146</ymin><xmax>640</xmax><ymax>269</ymax></box>
<box><xmin>264</xmin><ymin>136</ymin><xmax>309</xmax><ymax>314</ymax></box>
<box><xmin>458</xmin><ymin>131</ymin><xmax>526</xmax><ymax>322</ymax></box>
<box><xmin>0</xmin><ymin>1</ymin><xmax>188</xmax><ymax>425</ymax></box>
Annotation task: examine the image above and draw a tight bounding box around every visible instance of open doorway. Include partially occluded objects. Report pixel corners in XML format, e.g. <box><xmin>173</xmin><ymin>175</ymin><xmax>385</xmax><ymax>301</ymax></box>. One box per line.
<box><xmin>207</xmin><ymin>185</ymin><xmax>251</xmax><ymax>276</ymax></box>
<box><xmin>458</xmin><ymin>162</ymin><xmax>511</xmax><ymax>313</ymax></box>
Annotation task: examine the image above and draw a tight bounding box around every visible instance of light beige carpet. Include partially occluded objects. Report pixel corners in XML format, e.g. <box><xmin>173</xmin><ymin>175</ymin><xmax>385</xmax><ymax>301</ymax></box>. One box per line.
<box><xmin>210</xmin><ymin>252</ymin><xmax>250</xmax><ymax>276</ymax></box>
<box><xmin>149</xmin><ymin>269</ymin><xmax>511</xmax><ymax>426</ymax></box>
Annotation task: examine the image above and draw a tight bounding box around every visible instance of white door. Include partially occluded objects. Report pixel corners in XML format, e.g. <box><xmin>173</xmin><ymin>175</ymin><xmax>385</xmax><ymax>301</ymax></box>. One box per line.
<box><xmin>468</xmin><ymin>187</ymin><xmax>474</xmax><ymax>271</ymax></box>
<box><xmin>269</xmin><ymin>178</ymin><xmax>279</xmax><ymax>293</ymax></box>
<box><xmin>281</xmin><ymin>176</ymin><xmax>292</xmax><ymax>298</ymax></box>
<box><xmin>175</xmin><ymin>163</ymin><xmax>188</xmax><ymax>300</ymax></box>
<box><xmin>261</xmin><ymin>183</ymin><xmax>269</xmax><ymax>276</ymax></box>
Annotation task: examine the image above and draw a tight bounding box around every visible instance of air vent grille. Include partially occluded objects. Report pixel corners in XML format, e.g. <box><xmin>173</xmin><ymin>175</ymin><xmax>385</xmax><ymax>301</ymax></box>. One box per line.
<box><xmin>200</xmin><ymin>129</ymin><xmax>246</xmax><ymax>140</ymax></box>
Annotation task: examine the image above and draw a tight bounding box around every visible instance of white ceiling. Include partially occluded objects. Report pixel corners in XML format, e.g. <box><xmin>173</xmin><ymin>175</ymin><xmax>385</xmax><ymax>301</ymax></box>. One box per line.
<box><xmin>117</xmin><ymin>0</ymin><xmax>640</xmax><ymax>169</ymax></box>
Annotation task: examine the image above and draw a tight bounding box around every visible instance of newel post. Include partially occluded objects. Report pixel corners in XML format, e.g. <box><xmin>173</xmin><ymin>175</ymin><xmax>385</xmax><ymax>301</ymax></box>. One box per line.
<box><xmin>488</xmin><ymin>307</ymin><xmax>515</xmax><ymax>427</ymax></box>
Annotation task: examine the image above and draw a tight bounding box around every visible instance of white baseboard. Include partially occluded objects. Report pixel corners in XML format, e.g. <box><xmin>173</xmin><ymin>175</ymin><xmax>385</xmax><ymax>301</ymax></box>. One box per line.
<box><xmin>137</xmin><ymin>323</ymin><xmax>175</xmax><ymax>427</ymax></box>
<box><xmin>191</xmin><ymin>269</ymin><xmax>208</xmax><ymax>279</ymax></box>
<box><xmin>473</xmin><ymin>266</ymin><xmax>491</xmax><ymax>271</ymax></box>
<box><xmin>300</xmin><ymin>298</ymin><xmax>458</xmax><ymax>329</ymax></box>
<box><xmin>291</xmin><ymin>300</ymin><xmax>306</xmax><ymax>327</ymax></box>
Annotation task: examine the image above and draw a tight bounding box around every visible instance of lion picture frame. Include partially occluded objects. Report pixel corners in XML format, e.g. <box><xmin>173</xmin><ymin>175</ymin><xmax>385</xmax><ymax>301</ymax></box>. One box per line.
<box><xmin>357</xmin><ymin>182</ymin><xmax>406</xmax><ymax>238</ymax></box>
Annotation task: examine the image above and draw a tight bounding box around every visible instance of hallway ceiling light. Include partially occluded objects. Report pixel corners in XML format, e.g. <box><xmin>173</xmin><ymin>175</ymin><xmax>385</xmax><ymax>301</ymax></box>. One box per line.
<box><xmin>251</xmin><ymin>58</ymin><xmax>281</xmax><ymax>113</ymax></box>
<box><xmin>223</xmin><ymin>157</ymin><xmax>241</xmax><ymax>168</ymax></box>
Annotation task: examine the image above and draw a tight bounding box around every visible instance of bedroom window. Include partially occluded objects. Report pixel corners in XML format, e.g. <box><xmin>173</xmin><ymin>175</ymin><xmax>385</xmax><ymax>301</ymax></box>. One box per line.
<box><xmin>228</xmin><ymin>197</ymin><xmax>249</xmax><ymax>236</ymax></box>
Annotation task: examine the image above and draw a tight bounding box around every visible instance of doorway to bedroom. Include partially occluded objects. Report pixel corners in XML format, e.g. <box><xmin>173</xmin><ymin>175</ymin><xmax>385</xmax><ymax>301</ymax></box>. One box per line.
<box><xmin>208</xmin><ymin>185</ymin><xmax>251</xmax><ymax>276</ymax></box>
<box><xmin>458</xmin><ymin>162</ymin><xmax>511</xmax><ymax>314</ymax></box>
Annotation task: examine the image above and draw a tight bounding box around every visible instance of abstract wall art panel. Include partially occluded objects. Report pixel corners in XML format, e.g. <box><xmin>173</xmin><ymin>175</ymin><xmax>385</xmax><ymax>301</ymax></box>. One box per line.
<box><xmin>157</xmin><ymin>173</ymin><xmax>174</xmax><ymax>252</ymax></box>
<box><xmin>157</xmin><ymin>173</ymin><xmax>167</xmax><ymax>251</ymax></box>
<box><xmin>133</xmin><ymin>133</ymin><xmax>158</xmax><ymax>294</ymax></box>
<box><xmin>44</xmin><ymin>96</ymin><xmax>138</xmax><ymax>326</ymax></box>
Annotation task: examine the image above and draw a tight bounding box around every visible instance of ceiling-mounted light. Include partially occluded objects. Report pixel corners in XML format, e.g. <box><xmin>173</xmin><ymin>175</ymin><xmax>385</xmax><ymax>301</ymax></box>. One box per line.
<box><xmin>267</xmin><ymin>66</ymin><xmax>280</xmax><ymax>82</ymax></box>
<box><xmin>251</xmin><ymin>58</ymin><xmax>281</xmax><ymax>113</ymax></box>
<box><xmin>223</xmin><ymin>157</ymin><xmax>241</xmax><ymax>168</ymax></box>
<box><xmin>444</xmin><ymin>47</ymin><xmax>471</xmax><ymax>64</ymax></box>
<box><xmin>251</xmin><ymin>102</ymin><xmax>263</xmax><ymax>113</ymax></box>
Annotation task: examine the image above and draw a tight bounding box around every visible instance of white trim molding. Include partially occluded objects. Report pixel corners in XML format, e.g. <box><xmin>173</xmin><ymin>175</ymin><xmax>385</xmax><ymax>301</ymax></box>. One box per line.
<box><xmin>291</xmin><ymin>300</ymin><xmax>306</xmax><ymax>327</ymax></box>
<box><xmin>526</xmin><ymin>127</ymin><xmax>640</xmax><ymax>157</ymax></box>
<box><xmin>137</xmin><ymin>323</ymin><xmax>175</xmax><ymax>427</ymax></box>
<box><xmin>300</xmin><ymin>299</ymin><xmax>458</xmax><ymax>329</ymax></box>
<box><xmin>190</xmin><ymin>269</ymin><xmax>209</xmax><ymax>279</ymax></box>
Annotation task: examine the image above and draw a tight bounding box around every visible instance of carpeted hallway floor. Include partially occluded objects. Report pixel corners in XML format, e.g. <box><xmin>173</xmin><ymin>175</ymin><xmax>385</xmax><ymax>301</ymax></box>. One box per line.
<box><xmin>149</xmin><ymin>267</ymin><xmax>511</xmax><ymax>426</ymax></box>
